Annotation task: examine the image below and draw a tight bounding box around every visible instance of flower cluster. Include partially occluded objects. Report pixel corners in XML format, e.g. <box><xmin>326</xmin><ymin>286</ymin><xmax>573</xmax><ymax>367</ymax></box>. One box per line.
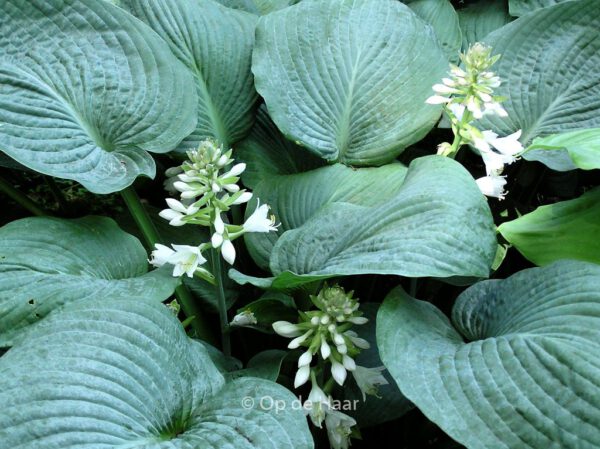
<box><xmin>273</xmin><ymin>285</ymin><xmax>387</xmax><ymax>449</ymax></box>
<box><xmin>427</xmin><ymin>43</ymin><xmax>524</xmax><ymax>199</ymax></box>
<box><xmin>149</xmin><ymin>139</ymin><xmax>279</xmax><ymax>278</ymax></box>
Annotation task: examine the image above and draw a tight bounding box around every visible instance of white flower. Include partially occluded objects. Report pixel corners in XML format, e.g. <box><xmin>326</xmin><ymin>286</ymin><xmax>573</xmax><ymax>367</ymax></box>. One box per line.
<box><xmin>344</xmin><ymin>331</ymin><xmax>370</xmax><ymax>350</ymax></box>
<box><xmin>448</xmin><ymin>103</ymin><xmax>466</xmax><ymax>121</ymax></box>
<box><xmin>320</xmin><ymin>340</ymin><xmax>331</xmax><ymax>359</ymax></box>
<box><xmin>232</xmin><ymin>191</ymin><xmax>253</xmax><ymax>205</ymax></box>
<box><xmin>325</xmin><ymin>409</ymin><xmax>356</xmax><ymax>449</ymax></box>
<box><xmin>221</xmin><ymin>162</ymin><xmax>246</xmax><ymax>179</ymax></box>
<box><xmin>168</xmin><ymin>245</ymin><xmax>206</xmax><ymax>278</ymax></box>
<box><xmin>476</xmin><ymin>174</ymin><xmax>507</xmax><ymax>199</ymax></box>
<box><xmin>288</xmin><ymin>329</ymin><xmax>313</xmax><ymax>349</ymax></box>
<box><xmin>342</xmin><ymin>354</ymin><xmax>356</xmax><ymax>371</ymax></box>
<box><xmin>294</xmin><ymin>365</ymin><xmax>311</xmax><ymax>388</ymax></box>
<box><xmin>243</xmin><ymin>201</ymin><xmax>279</xmax><ymax>233</ymax></box>
<box><xmin>221</xmin><ymin>239</ymin><xmax>236</xmax><ymax>264</ymax></box>
<box><xmin>158</xmin><ymin>198</ymin><xmax>200</xmax><ymax>226</ymax></box>
<box><xmin>149</xmin><ymin>243</ymin><xmax>174</xmax><ymax>267</ymax></box>
<box><xmin>230</xmin><ymin>310</ymin><xmax>257</xmax><ymax>327</ymax></box>
<box><xmin>272</xmin><ymin>321</ymin><xmax>302</xmax><ymax>338</ymax></box>
<box><xmin>298</xmin><ymin>350</ymin><xmax>313</xmax><ymax>367</ymax></box>
<box><xmin>432</xmin><ymin>83</ymin><xmax>458</xmax><ymax>94</ymax></box>
<box><xmin>331</xmin><ymin>360</ymin><xmax>347</xmax><ymax>386</ymax></box>
<box><xmin>474</xmin><ymin>130</ymin><xmax>523</xmax><ymax>156</ymax></box>
<box><xmin>214</xmin><ymin>211</ymin><xmax>225</xmax><ymax>234</ymax></box>
<box><xmin>211</xmin><ymin>232</ymin><xmax>224</xmax><ymax>248</ymax></box>
<box><xmin>150</xmin><ymin>244</ymin><xmax>206</xmax><ymax>278</ymax></box>
<box><xmin>352</xmin><ymin>366</ymin><xmax>389</xmax><ymax>401</ymax></box>
<box><xmin>305</xmin><ymin>383</ymin><xmax>331</xmax><ymax>428</ymax></box>
<box><xmin>425</xmin><ymin>94</ymin><xmax>451</xmax><ymax>105</ymax></box>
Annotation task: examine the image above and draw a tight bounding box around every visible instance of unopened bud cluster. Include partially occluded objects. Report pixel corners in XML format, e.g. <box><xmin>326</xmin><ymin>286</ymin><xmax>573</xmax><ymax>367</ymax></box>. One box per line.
<box><xmin>273</xmin><ymin>285</ymin><xmax>387</xmax><ymax>449</ymax></box>
<box><xmin>427</xmin><ymin>43</ymin><xmax>524</xmax><ymax>200</ymax></box>
<box><xmin>150</xmin><ymin>139</ymin><xmax>278</xmax><ymax>279</ymax></box>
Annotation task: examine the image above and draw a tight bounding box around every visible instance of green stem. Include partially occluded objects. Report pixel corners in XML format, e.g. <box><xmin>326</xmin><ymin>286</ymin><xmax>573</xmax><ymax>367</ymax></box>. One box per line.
<box><xmin>0</xmin><ymin>175</ymin><xmax>48</xmax><ymax>216</ymax></box>
<box><xmin>448</xmin><ymin>109</ymin><xmax>473</xmax><ymax>159</ymax></box>
<box><xmin>210</xmin><ymin>227</ymin><xmax>232</xmax><ymax>356</ymax></box>
<box><xmin>44</xmin><ymin>177</ymin><xmax>70</xmax><ymax>214</ymax></box>
<box><xmin>121</xmin><ymin>186</ymin><xmax>215</xmax><ymax>343</ymax></box>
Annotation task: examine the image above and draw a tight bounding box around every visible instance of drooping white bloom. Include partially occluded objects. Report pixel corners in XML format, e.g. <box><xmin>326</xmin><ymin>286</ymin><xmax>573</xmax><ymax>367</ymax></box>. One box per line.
<box><xmin>214</xmin><ymin>211</ymin><xmax>225</xmax><ymax>234</ymax></box>
<box><xmin>331</xmin><ymin>360</ymin><xmax>347</xmax><ymax>386</ymax></box>
<box><xmin>221</xmin><ymin>162</ymin><xmax>246</xmax><ymax>179</ymax></box>
<box><xmin>221</xmin><ymin>239</ymin><xmax>236</xmax><ymax>265</ymax></box>
<box><xmin>158</xmin><ymin>198</ymin><xmax>200</xmax><ymax>227</ymax></box>
<box><xmin>150</xmin><ymin>244</ymin><xmax>206</xmax><ymax>278</ymax></box>
<box><xmin>425</xmin><ymin>94</ymin><xmax>451</xmax><ymax>105</ymax></box>
<box><xmin>232</xmin><ymin>191</ymin><xmax>253</xmax><ymax>205</ymax></box>
<box><xmin>352</xmin><ymin>366</ymin><xmax>389</xmax><ymax>401</ymax></box>
<box><xmin>288</xmin><ymin>329</ymin><xmax>314</xmax><ymax>349</ymax></box>
<box><xmin>342</xmin><ymin>354</ymin><xmax>356</xmax><ymax>371</ymax></box>
<box><xmin>320</xmin><ymin>339</ymin><xmax>331</xmax><ymax>359</ymax></box>
<box><xmin>474</xmin><ymin>130</ymin><xmax>523</xmax><ymax>157</ymax></box>
<box><xmin>344</xmin><ymin>331</ymin><xmax>370</xmax><ymax>350</ymax></box>
<box><xmin>305</xmin><ymin>383</ymin><xmax>331</xmax><ymax>428</ymax></box>
<box><xmin>149</xmin><ymin>243</ymin><xmax>175</xmax><ymax>268</ymax></box>
<box><xmin>230</xmin><ymin>310</ymin><xmax>257</xmax><ymax>327</ymax></box>
<box><xmin>211</xmin><ymin>232</ymin><xmax>224</xmax><ymax>248</ymax></box>
<box><xmin>243</xmin><ymin>201</ymin><xmax>279</xmax><ymax>233</ymax></box>
<box><xmin>272</xmin><ymin>321</ymin><xmax>303</xmax><ymax>338</ymax></box>
<box><xmin>476</xmin><ymin>175</ymin><xmax>507</xmax><ymax>200</ymax></box>
<box><xmin>298</xmin><ymin>350</ymin><xmax>313</xmax><ymax>368</ymax></box>
<box><xmin>168</xmin><ymin>245</ymin><xmax>206</xmax><ymax>278</ymax></box>
<box><xmin>325</xmin><ymin>409</ymin><xmax>356</xmax><ymax>449</ymax></box>
<box><xmin>294</xmin><ymin>365</ymin><xmax>311</xmax><ymax>388</ymax></box>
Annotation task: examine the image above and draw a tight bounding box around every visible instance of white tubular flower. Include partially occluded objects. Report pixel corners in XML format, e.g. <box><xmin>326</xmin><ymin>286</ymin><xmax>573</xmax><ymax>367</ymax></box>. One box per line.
<box><xmin>230</xmin><ymin>310</ymin><xmax>257</xmax><ymax>327</ymax></box>
<box><xmin>288</xmin><ymin>329</ymin><xmax>314</xmax><ymax>349</ymax></box>
<box><xmin>331</xmin><ymin>360</ymin><xmax>347</xmax><ymax>386</ymax></box>
<box><xmin>221</xmin><ymin>239</ymin><xmax>236</xmax><ymax>265</ymax></box>
<box><xmin>169</xmin><ymin>245</ymin><xmax>206</xmax><ymax>278</ymax></box>
<box><xmin>342</xmin><ymin>354</ymin><xmax>356</xmax><ymax>371</ymax></box>
<box><xmin>298</xmin><ymin>350</ymin><xmax>313</xmax><ymax>367</ymax></box>
<box><xmin>211</xmin><ymin>232</ymin><xmax>224</xmax><ymax>248</ymax></box>
<box><xmin>352</xmin><ymin>366</ymin><xmax>389</xmax><ymax>401</ymax></box>
<box><xmin>305</xmin><ymin>383</ymin><xmax>331</xmax><ymax>428</ymax></box>
<box><xmin>159</xmin><ymin>198</ymin><xmax>200</xmax><ymax>227</ymax></box>
<box><xmin>320</xmin><ymin>340</ymin><xmax>331</xmax><ymax>359</ymax></box>
<box><xmin>325</xmin><ymin>409</ymin><xmax>356</xmax><ymax>449</ymax></box>
<box><xmin>232</xmin><ymin>191</ymin><xmax>253</xmax><ymax>205</ymax></box>
<box><xmin>272</xmin><ymin>321</ymin><xmax>303</xmax><ymax>338</ymax></box>
<box><xmin>347</xmin><ymin>316</ymin><xmax>368</xmax><ymax>325</ymax></box>
<box><xmin>243</xmin><ymin>201</ymin><xmax>279</xmax><ymax>233</ymax></box>
<box><xmin>221</xmin><ymin>162</ymin><xmax>246</xmax><ymax>179</ymax></box>
<box><xmin>344</xmin><ymin>331</ymin><xmax>370</xmax><ymax>350</ymax></box>
<box><xmin>294</xmin><ymin>365</ymin><xmax>311</xmax><ymax>388</ymax></box>
<box><xmin>149</xmin><ymin>243</ymin><xmax>175</xmax><ymax>268</ymax></box>
<box><xmin>425</xmin><ymin>94</ymin><xmax>451</xmax><ymax>105</ymax></box>
<box><xmin>214</xmin><ymin>211</ymin><xmax>225</xmax><ymax>234</ymax></box>
<box><xmin>476</xmin><ymin>175</ymin><xmax>507</xmax><ymax>200</ymax></box>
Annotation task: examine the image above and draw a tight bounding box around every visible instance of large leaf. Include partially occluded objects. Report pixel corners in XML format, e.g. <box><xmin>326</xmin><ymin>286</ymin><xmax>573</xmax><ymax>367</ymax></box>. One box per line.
<box><xmin>236</xmin><ymin>104</ymin><xmax>324</xmax><ymax>189</ymax></box>
<box><xmin>0</xmin><ymin>299</ymin><xmax>313</xmax><ymax>449</ymax></box>
<box><xmin>378</xmin><ymin>261</ymin><xmax>600</xmax><ymax>449</ymax></box>
<box><xmin>245</xmin><ymin>162</ymin><xmax>408</xmax><ymax>270</ymax></box>
<box><xmin>0</xmin><ymin>216</ymin><xmax>178</xmax><ymax>347</ymax></box>
<box><xmin>408</xmin><ymin>0</ymin><xmax>462</xmax><ymax>63</ymax></box>
<box><xmin>509</xmin><ymin>0</ymin><xmax>575</xmax><ymax>16</ymax></box>
<box><xmin>240</xmin><ymin>156</ymin><xmax>497</xmax><ymax>289</ymax></box>
<box><xmin>499</xmin><ymin>188</ymin><xmax>600</xmax><ymax>266</ymax></box>
<box><xmin>480</xmin><ymin>0</ymin><xmax>600</xmax><ymax>146</ymax></box>
<box><xmin>252</xmin><ymin>0</ymin><xmax>447</xmax><ymax>165</ymax></box>
<box><xmin>458</xmin><ymin>0</ymin><xmax>511</xmax><ymax>51</ymax></box>
<box><xmin>522</xmin><ymin>128</ymin><xmax>600</xmax><ymax>171</ymax></box>
<box><xmin>216</xmin><ymin>0</ymin><xmax>299</xmax><ymax>15</ymax></box>
<box><xmin>0</xmin><ymin>0</ymin><xmax>197</xmax><ymax>194</ymax></box>
<box><xmin>120</xmin><ymin>0</ymin><xmax>258</xmax><ymax>149</ymax></box>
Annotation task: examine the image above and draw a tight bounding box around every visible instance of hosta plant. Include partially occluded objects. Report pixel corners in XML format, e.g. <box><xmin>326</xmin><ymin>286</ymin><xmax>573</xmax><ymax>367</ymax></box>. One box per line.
<box><xmin>0</xmin><ymin>0</ymin><xmax>598</xmax><ymax>448</ymax></box>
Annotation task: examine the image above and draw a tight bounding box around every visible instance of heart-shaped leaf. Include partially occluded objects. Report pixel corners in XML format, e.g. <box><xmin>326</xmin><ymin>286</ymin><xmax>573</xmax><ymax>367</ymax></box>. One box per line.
<box><xmin>522</xmin><ymin>128</ymin><xmax>600</xmax><ymax>171</ymax></box>
<box><xmin>236</xmin><ymin>104</ymin><xmax>325</xmax><ymax>189</ymax></box>
<box><xmin>378</xmin><ymin>260</ymin><xmax>600</xmax><ymax>449</ymax></box>
<box><xmin>245</xmin><ymin>162</ymin><xmax>408</xmax><ymax>271</ymax></box>
<box><xmin>239</xmin><ymin>156</ymin><xmax>497</xmax><ymax>289</ymax></box>
<box><xmin>480</xmin><ymin>0</ymin><xmax>600</xmax><ymax>146</ymax></box>
<box><xmin>509</xmin><ymin>0</ymin><xmax>572</xmax><ymax>16</ymax></box>
<box><xmin>121</xmin><ymin>0</ymin><xmax>258</xmax><ymax>149</ymax></box>
<box><xmin>458</xmin><ymin>0</ymin><xmax>511</xmax><ymax>50</ymax></box>
<box><xmin>216</xmin><ymin>0</ymin><xmax>299</xmax><ymax>15</ymax></box>
<box><xmin>499</xmin><ymin>188</ymin><xmax>600</xmax><ymax>266</ymax></box>
<box><xmin>252</xmin><ymin>0</ymin><xmax>448</xmax><ymax>165</ymax></box>
<box><xmin>0</xmin><ymin>216</ymin><xmax>178</xmax><ymax>347</ymax></box>
<box><xmin>408</xmin><ymin>0</ymin><xmax>462</xmax><ymax>62</ymax></box>
<box><xmin>0</xmin><ymin>0</ymin><xmax>197</xmax><ymax>193</ymax></box>
<box><xmin>0</xmin><ymin>298</ymin><xmax>314</xmax><ymax>449</ymax></box>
